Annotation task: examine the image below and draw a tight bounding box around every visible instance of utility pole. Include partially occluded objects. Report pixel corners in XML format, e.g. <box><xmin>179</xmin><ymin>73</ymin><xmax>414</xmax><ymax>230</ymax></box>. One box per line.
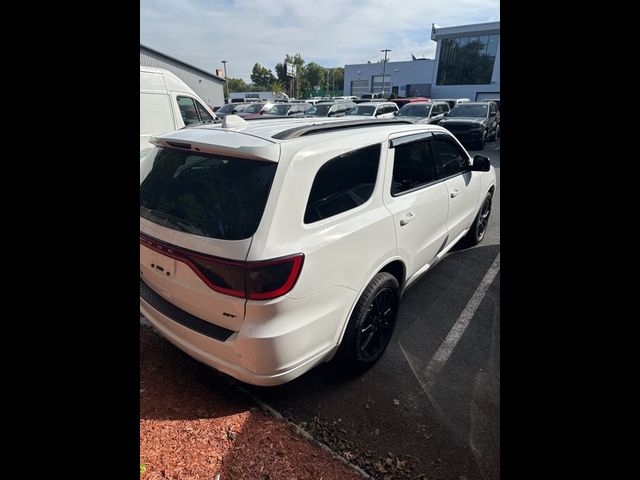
<box><xmin>221</xmin><ymin>60</ymin><xmax>229</xmax><ymax>102</ymax></box>
<box><xmin>331</xmin><ymin>68</ymin><xmax>335</xmax><ymax>97</ymax></box>
<box><xmin>380</xmin><ymin>49</ymin><xmax>391</xmax><ymax>96</ymax></box>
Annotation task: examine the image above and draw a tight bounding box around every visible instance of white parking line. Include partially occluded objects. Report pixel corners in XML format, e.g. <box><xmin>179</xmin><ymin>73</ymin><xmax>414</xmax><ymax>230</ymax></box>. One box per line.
<box><xmin>422</xmin><ymin>253</ymin><xmax>500</xmax><ymax>389</ymax></box>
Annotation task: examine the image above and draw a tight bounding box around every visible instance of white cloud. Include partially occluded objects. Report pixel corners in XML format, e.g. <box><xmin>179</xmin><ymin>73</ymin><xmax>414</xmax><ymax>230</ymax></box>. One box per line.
<box><xmin>141</xmin><ymin>0</ymin><xmax>499</xmax><ymax>81</ymax></box>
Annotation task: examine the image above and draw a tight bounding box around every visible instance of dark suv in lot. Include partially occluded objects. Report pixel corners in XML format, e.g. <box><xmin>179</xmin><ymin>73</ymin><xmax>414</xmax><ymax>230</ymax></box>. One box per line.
<box><xmin>438</xmin><ymin>101</ymin><xmax>500</xmax><ymax>149</ymax></box>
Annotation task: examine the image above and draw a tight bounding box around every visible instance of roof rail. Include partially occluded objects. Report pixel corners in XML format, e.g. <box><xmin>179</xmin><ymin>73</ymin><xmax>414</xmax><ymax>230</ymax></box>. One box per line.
<box><xmin>271</xmin><ymin>119</ymin><xmax>414</xmax><ymax>140</ymax></box>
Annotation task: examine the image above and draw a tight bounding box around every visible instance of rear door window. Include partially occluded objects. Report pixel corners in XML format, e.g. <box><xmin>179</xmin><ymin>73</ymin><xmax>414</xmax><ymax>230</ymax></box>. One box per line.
<box><xmin>391</xmin><ymin>138</ymin><xmax>437</xmax><ymax>195</ymax></box>
<box><xmin>140</xmin><ymin>148</ymin><xmax>277</xmax><ymax>240</ymax></box>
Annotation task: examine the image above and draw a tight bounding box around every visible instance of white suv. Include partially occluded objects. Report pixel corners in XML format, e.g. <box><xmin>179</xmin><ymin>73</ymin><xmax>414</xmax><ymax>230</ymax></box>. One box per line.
<box><xmin>346</xmin><ymin>101</ymin><xmax>399</xmax><ymax>118</ymax></box>
<box><xmin>140</xmin><ymin>116</ymin><xmax>496</xmax><ymax>386</ymax></box>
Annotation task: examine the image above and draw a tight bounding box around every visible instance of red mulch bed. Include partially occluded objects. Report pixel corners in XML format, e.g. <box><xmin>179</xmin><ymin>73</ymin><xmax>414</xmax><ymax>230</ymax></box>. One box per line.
<box><xmin>140</xmin><ymin>324</ymin><xmax>362</xmax><ymax>480</ymax></box>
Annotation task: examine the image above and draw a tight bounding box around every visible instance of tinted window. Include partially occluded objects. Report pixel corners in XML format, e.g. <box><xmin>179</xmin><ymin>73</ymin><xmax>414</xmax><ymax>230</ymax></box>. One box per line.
<box><xmin>196</xmin><ymin>101</ymin><xmax>214</xmax><ymax>121</ymax></box>
<box><xmin>217</xmin><ymin>104</ymin><xmax>236</xmax><ymax>114</ymax></box>
<box><xmin>347</xmin><ymin>105</ymin><xmax>375</xmax><ymax>116</ymax></box>
<box><xmin>448</xmin><ymin>104</ymin><xmax>488</xmax><ymax>117</ymax></box>
<box><xmin>432</xmin><ymin>135</ymin><xmax>469</xmax><ymax>178</ymax></box>
<box><xmin>391</xmin><ymin>140</ymin><xmax>437</xmax><ymax>195</ymax></box>
<box><xmin>304</xmin><ymin>144</ymin><xmax>381</xmax><ymax>223</ymax></box>
<box><xmin>140</xmin><ymin>148</ymin><xmax>277</xmax><ymax>240</ymax></box>
<box><xmin>177</xmin><ymin>96</ymin><xmax>200</xmax><ymax>125</ymax></box>
<box><xmin>398</xmin><ymin>104</ymin><xmax>430</xmax><ymax>117</ymax></box>
<box><xmin>436</xmin><ymin>34</ymin><xmax>499</xmax><ymax>85</ymax></box>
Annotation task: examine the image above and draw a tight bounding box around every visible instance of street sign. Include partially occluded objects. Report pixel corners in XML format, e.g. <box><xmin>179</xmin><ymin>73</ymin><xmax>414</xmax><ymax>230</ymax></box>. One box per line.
<box><xmin>286</xmin><ymin>62</ymin><xmax>297</xmax><ymax>78</ymax></box>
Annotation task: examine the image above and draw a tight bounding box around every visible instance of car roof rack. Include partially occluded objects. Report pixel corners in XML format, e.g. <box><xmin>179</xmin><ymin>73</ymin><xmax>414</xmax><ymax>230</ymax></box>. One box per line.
<box><xmin>271</xmin><ymin>119</ymin><xmax>414</xmax><ymax>140</ymax></box>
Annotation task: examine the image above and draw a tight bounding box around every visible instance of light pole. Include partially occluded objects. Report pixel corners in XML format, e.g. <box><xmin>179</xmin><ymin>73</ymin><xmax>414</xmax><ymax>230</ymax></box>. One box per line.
<box><xmin>221</xmin><ymin>60</ymin><xmax>229</xmax><ymax>102</ymax></box>
<box><xmin>380</xmin><ymin>49</ymin><xmax>391</xmax><ymax>96</ymax></box>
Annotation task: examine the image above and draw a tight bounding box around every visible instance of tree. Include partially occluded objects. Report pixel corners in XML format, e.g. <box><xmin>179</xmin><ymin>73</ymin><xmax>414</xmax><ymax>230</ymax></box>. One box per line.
<box><xmin>271</xmin><ymin>81</ymin><xmax>286</xmax><ymax>96</ymax></box>
<box><xmin>274</xmin><ymin>54</ymin><xmax>307</xmax><ymax>97</ymax></box>
<box><xmin>250</xmin><ymin>63</ymin><xmax>276</xmax><ymax>89</ymax></box>
<box><xmin>225</xmin><ymin>77</ymin><xmax>250</xmax><ymax>93</ymax></box>
<box><xmin>305</xmin><ymin>62</ymin><xmax>324</xmax><ymax>90</ymax></box>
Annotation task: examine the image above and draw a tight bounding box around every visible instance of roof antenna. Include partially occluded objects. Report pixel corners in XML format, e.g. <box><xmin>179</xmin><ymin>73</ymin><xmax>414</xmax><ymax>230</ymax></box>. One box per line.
<box><xmin>222</xmin><ymin>114</ymin><xmax>248</xmax><ymax>129</ymax></box>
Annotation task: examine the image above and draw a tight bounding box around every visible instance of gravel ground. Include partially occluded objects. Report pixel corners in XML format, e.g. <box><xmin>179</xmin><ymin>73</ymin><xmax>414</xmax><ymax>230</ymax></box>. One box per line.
<box><xmin>140</xmin><ymin>324</ymin><xmax>363</xmax><ymax>480</ymax></box>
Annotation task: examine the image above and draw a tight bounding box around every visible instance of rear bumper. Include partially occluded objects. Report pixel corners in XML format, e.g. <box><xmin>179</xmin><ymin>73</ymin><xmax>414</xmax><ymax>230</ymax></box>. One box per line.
<box><xmin>140</xmin><ymin>279</ymin><xmax>357</xmax><ymax>386</ymax></box>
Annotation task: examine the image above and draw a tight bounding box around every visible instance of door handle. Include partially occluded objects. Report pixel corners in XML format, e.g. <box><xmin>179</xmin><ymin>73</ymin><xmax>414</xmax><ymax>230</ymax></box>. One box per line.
<box><xmin>400</xmin><ymin>211</ymin><xmax>416</xmax><ymax>226</ymax></box>
<box><xmin>450</xmin><ymin>188</ymin><xmax>461</xmax><ymax>198</ymax></box>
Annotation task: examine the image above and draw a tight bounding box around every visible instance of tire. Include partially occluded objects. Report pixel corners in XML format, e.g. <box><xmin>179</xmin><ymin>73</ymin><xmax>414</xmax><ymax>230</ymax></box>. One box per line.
<box><xmin>334</xmin><ymin>272</ymin><xmax>400</xmax><ymax>373</ymax></box>
<box><xmin>461</xmin><ymin>191</ymin><xmax>493</xmax><ymax>247</ymax></box>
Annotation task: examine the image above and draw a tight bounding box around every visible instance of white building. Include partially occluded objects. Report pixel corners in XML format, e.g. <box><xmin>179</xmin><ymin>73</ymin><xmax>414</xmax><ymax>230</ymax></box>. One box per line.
<box><xmin>343</xmin><ymin>21</ymin><xmax>500</xmax><ymax>101</ymax></box>
<box><xmin>140</xmin><ymin>44</ymin><xmax>226</xmax><ymax>107</ymax></box>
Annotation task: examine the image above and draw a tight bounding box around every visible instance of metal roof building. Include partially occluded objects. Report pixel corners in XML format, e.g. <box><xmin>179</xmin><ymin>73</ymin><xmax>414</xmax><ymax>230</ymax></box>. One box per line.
<box><xmin>140</xmin><ymin>44</ymin><xmax>226</xmax><ymax>107</ymax></box>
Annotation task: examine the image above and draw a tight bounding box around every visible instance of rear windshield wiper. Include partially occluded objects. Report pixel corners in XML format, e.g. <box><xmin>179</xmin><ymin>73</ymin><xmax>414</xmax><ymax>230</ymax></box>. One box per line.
<box><xmin>140</xmin><ymin>207</ymin><xmax>201</xmax><ymax>235</ymax></box>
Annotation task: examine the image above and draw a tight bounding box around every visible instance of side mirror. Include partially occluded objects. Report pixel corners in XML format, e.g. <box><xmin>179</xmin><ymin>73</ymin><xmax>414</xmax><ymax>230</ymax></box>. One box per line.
<box><xmin>443</xmin><ymin>112</ymin><xmax>449</xmax><ymax>117</ymax></box>
<box><xmin>489</xmin><ymin>111</ymin><xmax>496</xmax><ymax>117</ymax></box>
<box><xmin>471</xmin><ymin>154</ymin><xmax>491</xmax><ymax>172</ymax></box>
<box><xmin>393</xmin><ymin>111</ymin><xmax>399</xmax><ymax>116</ymax></box>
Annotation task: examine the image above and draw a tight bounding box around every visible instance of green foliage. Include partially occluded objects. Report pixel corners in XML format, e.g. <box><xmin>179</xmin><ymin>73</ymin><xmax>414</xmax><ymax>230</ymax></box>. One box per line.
<box><xmin>271</xmin><ymin>81</ymin><xmax>286</xmax><ymax>95</ymax></box>
<box><xmin>250</xmin><ymin>63</ymin><xmax>276</xmax><ymax>89</ymax></box>
<box><xmin>140</xmin><ymin>464</ymin><xmax>146</xmax><ymax>476</ymax></box>
<box><xmin>226</xmin><ymin>77</ymin><xmax>250</xmax><ymax>93</ymax></box>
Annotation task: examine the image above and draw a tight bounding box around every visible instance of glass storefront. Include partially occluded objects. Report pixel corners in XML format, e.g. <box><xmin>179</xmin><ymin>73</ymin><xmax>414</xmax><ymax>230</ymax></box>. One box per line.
<box><xmin>436</xmin><ymin>34</ymin><xmax>499</xmax><ymax>86</ymax></box>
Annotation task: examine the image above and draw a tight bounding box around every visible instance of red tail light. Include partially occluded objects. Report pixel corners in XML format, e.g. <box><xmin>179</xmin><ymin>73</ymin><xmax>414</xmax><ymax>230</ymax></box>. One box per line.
<box><xmin>140</xmin><ymin>233</ymin><xmax>303</xmax><ymax>300</ymax></box>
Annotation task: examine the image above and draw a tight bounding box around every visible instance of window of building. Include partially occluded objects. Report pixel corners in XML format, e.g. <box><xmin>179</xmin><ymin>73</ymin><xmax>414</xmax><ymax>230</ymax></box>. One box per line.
<box><xmin>436</xmin><ymin>33</ymin><xmax>499</xmax><ymax>86</ymax></box>
<box><xmin>304</xmin><ymin>144</ymin><xmax>381</xmax><ymax>223</ymax></box>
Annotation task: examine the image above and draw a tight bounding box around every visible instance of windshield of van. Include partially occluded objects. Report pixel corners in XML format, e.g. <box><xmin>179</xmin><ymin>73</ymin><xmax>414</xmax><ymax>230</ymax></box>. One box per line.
<box><xmin>140</xmin><ymin>148</ymin><xmax>277</xmax><ymax>240</ymax></box>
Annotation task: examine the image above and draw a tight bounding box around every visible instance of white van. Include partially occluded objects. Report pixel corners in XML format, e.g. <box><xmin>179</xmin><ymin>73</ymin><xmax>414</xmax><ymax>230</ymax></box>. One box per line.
<box><xmin>140</xmin><ymin>66</ymin><xmax>218</xmax><ymax>153</ymax></box>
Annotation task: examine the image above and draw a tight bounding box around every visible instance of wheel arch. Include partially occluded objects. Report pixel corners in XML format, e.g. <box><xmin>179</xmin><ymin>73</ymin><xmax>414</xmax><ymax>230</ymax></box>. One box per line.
<box><xmin>328</xmin><ymin>256</ymin><xmax>408</xmax><ymax>358</ymax></box>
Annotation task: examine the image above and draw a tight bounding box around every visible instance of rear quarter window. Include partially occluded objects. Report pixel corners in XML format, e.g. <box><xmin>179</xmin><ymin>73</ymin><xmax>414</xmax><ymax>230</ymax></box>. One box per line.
<box><xmin>304</xmin><ymin>144</ymin><xmax>381</xmax><ymax>224</ymax></box>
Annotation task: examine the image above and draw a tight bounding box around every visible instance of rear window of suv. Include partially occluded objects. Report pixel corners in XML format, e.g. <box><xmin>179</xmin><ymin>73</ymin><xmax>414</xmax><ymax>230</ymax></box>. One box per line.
<box><xmin>140</xmin><ymin>148</ymin><xmax>277</xmax><ymax>240</ymax></box>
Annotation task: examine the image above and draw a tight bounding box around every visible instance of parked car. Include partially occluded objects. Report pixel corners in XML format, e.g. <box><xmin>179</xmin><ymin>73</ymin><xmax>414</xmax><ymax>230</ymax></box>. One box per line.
<box><xmin>214</xmin><ymin>102</ymin><xmax>249</xmax><ymax>118</ymax></box>
<box><xmin>139</xmin><ymin>116</ymin><xmax>496</xmax><ymax>386</ymax></box>
<box><xmin>237</xmin><ymin>102</ymin><xmax>276</xmax><ymax>119</ymax></box>
<box><xmin>360</xmin><ymin>93</ymin><xmax>386</xmax><ymax>100</ymax></box>
<box><xmin>394</xmin><ymin>101</ymin><xmax>450</xmax><ymax>124</ymax></box>
<box><xmin>391</xmin><ymin>97</ymin><xmax>431</xmax><ymax>108</ymax></box>
<box><xmin>305</xmin><ymin>101</ymin><xmax>356</xmax><ymax>117</ymax></box>
<box><xmin>264</xmin><ymin>102</ymin><xmax>312</xmax><ymax>117</ymax></box>
<box><xmin>345</xmin><ymin>101</ymin><xmax>399</xmax><ymax>118</ymax></box>
<box><xmin>140</xmin><ymin>66</ymin><xmax>219</xmax><ymax>153</ymax></box>
<box><xmin>438</xmin><ymin>101</ymin><xmax>500</xmax><ymax>149</ymax></box>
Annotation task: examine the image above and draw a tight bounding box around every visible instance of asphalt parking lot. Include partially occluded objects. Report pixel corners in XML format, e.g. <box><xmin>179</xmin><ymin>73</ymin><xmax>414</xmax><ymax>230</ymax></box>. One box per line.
<box><xmin>142</xmin><ymin>138</ymin><xmax>500</xmax><ymax>480</ymax></box>
<box><xmin>244</xmin><ymin>139</ymin><xmax>501</xmax><ymax>480</ymax></box>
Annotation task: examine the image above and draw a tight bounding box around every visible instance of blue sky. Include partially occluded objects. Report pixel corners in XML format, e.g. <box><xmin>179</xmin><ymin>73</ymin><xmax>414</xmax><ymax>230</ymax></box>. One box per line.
<box><xmin>140</xmin><ymin>0</ymin><xmax>499</xmax><ymax>82</ymax></box>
